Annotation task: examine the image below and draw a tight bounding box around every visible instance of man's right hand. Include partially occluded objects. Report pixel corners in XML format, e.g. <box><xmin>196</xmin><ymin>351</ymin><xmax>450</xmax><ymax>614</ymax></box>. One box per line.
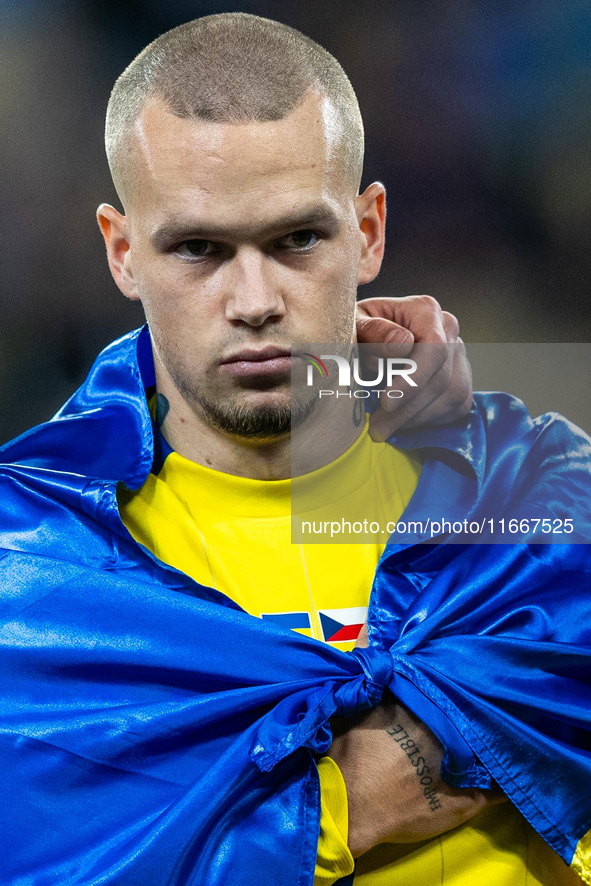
<box><xmin>355</xmin><ymin>295</ymin><xmax>473</xmax><ymax>441</ymax></box>
<box><xmin>327</xmin><ymin>695</ymin><xmax>505</xmax><ymax>858</ymax></box>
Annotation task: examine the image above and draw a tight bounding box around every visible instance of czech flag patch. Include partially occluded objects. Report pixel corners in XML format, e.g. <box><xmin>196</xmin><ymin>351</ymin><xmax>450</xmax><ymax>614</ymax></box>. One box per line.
<box><xmin>319</xmin><ymin>607</ymin><xmax>367</xmax><ymax>643</ymax></box>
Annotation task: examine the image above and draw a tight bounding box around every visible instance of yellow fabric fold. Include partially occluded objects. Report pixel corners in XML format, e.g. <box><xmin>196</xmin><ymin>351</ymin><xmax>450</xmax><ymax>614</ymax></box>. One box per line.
<box><xmin>314</xmin><ymin>757</ymin><xmax>355</xmax><ymax>885</ymax></box>
<box><xmin>572</xmin><ymin>829</ymin><xmax>591</xmax><ymax>885</ymax></box>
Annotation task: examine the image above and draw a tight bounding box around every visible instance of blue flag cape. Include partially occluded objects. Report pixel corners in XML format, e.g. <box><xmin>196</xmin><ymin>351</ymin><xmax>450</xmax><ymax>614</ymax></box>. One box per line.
<box><xmin>1</xmin><ymin>326</ymin><xmax>590</xmax><ymax>885</ymax></box>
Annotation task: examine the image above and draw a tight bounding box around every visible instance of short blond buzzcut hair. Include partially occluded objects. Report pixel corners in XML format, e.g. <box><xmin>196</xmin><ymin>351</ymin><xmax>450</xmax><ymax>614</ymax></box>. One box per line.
<box><xmin>105</xmin><ymin>13</ymin><xmax>364</xmax><ymax>201</ymax></box>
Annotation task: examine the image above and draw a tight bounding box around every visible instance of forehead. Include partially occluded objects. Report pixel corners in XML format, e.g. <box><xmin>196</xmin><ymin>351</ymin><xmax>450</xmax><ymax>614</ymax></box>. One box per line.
<box><xmin>127</xmin><ymin>90</ymin><xmax>352</xmax><ymax>229</ymax></box>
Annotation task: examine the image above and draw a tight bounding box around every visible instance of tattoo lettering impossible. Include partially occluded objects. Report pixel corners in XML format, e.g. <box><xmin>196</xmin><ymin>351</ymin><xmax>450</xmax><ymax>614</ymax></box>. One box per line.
<box><xmin>386</xmin><ymin>724</ymin><xmax>443</xmax><ymax>812</ymax></box>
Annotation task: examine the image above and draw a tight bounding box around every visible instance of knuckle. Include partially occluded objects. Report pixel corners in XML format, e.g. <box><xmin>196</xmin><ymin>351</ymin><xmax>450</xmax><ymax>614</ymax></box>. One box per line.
<box><xmin>435</xmin><ymin>376</ymin><xmax>451</xmax><ymax>398</ymax></box>
<box><xmin>458</xmin><ymin>393</ymin><xmax>474</xmax><ymax>414</ymax></box>
<box><xmin>422</xmin><ymin>342</ymin><xmax>449</xmax><ymax>369</ymax></box>
<box><xmin>413</xmin><ymin>294</ymin><xmax>440</xmax><ymax>312</ymax></box>
<box><xmin>435</xmin><ymin>358</ymin><xmax>454</xmax><ymax>388</ymax></box>
<box><xmin>442</xmin><ymin>310</ymin><xmax>460</xmax><ymax>339</ymax></box>
<box><xmin>427</xmin><ymin>376</ymin><xmax>449</xmax><ymax>402</ymax></box>
<box><xmin>450</xmin><ymin>387</ymin><xmax>472</xmax><ymax>409</ymax></box>
<box><xmin>445</xmin><ymin>367</ymin><xmax>471</xmax><ymax>402</ymax></box>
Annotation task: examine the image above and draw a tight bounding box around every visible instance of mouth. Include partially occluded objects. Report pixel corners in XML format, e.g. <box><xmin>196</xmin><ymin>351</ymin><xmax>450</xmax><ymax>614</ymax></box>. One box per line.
<box><xmin>220</xmin><ymin>346</ymin><xmax>295</xmax><ymax>379</ymax></box>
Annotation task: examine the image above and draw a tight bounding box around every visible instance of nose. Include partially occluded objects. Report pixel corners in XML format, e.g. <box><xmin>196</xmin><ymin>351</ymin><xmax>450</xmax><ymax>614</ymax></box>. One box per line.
<box><xmin>224</xmin><ymin>248</ymin><xmax>286</xmax><ymax>327</ymax></box>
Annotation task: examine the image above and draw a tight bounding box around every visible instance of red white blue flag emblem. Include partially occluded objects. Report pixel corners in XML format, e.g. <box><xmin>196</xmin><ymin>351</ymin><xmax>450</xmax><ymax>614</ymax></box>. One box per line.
<box><xmin>319</xmin><ymin>607</ymin><xmax>367</xmax><ymax>642</ymax></box>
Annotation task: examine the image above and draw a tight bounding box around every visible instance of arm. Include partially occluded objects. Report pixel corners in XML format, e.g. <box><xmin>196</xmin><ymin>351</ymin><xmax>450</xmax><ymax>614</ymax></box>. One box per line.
<box><xmin>325</xmin><ymin>399</ymin><xmax>591</xmax><ymax>871</ymax></box>
<box><xmin>326</xmin><ymin>626</ymin><xmax>503</xmax><ymax>858</ymax></box>
<box><xmin>327</xmin><ymin>695</ymin><xmax>504</xmax><ymax>857</ymax></box>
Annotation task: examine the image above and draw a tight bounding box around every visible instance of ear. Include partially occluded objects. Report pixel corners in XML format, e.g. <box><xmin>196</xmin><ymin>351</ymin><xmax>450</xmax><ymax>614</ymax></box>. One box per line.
<box><xmin>96</xmin><ymin>203</ymin><xmax>140</xmax><ymax>301</ymax></box>
<box><xmin>355</xmin><ymin>182</ymin><xmax>386</xmax><ymax>286</ymax></box>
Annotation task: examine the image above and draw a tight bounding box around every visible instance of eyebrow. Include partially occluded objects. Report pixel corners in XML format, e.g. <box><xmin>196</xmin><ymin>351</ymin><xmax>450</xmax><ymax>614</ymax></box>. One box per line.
<box><xmin>150</xmin><ymin>205</ymin><xmax>341</xmax><ymax>249</ymax></box>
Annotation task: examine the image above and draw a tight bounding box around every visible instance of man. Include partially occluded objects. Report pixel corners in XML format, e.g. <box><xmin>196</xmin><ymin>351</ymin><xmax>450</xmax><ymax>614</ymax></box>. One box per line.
<box><xmin>0</xmin><ymin>13</ymin><xmax>589</xmax><ymax>886</ymax></box>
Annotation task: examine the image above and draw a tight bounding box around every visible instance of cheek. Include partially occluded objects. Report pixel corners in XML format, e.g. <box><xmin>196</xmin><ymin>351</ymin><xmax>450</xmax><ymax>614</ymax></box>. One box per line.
<box><xmin>312</xmin><ymin>247</ymin><xmax>358</xmax><ymax>329</ymax></box>
<box><xmin>133</xmin><ymin>254</ymin><xmax>213</xmax><ymax>328</ymax></box>
<box><xmin>147</xmin><ymin>308</ymin><xmax>211</xmax><ymax>397</ymax></box>
<box><xmin>133</xmin><ymin>250</ymin><xmax>183</xmax><ymax>303</ymax></box>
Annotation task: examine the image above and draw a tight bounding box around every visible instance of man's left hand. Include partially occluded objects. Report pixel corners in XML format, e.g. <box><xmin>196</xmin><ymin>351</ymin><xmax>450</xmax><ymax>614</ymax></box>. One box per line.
<box><xmin>327</xmin><ymin>695</ymin><xmax>504</xmax><ymax>858</ymax></box>
<box><xmin>355</xmin><ymin>295</ymin><xmax>472</xmax><ymax>440</ymax></box>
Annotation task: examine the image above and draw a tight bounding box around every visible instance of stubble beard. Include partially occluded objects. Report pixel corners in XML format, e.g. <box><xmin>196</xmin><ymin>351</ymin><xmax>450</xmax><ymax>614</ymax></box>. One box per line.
<box><xmin>176</xmin><ymin>375</ymin><xmax>319</xmax><ymax>440</ymax></box>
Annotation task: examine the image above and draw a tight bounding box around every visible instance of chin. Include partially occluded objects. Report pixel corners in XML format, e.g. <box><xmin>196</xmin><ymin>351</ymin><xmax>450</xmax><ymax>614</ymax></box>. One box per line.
<box><xmin>205</xmin><ymin>402</ymin><xmax>292</xmax><ymax>440</ymax></box>
<box><xmin>199</xmin><ymin>389</ymin><xmax>316</xmax><ymax>440</ymax></box>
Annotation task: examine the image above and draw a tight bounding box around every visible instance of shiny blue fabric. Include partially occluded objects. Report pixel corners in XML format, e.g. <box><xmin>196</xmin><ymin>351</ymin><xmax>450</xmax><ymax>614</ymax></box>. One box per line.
<box><xmin>1</xmin><ymin>326</ymin><xmax>590</xmax><ymax>885</ymax></box>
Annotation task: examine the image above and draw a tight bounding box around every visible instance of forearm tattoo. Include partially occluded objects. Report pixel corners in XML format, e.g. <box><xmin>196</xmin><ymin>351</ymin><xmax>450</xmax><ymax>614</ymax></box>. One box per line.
<box><xmin>386</xmin><ymin>724</ymin><xmax>443</xmax><ymax>811</ymax></box>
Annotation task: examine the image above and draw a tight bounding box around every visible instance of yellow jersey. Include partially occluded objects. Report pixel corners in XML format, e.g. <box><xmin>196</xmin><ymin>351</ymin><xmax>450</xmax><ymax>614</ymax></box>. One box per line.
<box><xmin>119</xmin><ymin>416</ymin><xmax>578</xmax><ymax>886</ymax></box>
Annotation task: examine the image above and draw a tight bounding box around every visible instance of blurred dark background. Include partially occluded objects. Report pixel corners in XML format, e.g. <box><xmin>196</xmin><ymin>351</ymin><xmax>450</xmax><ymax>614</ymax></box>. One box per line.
<box><xmin>1</xmin><ymin>0</ymin><xmax>590</xmax><ymax>443</ymax></box>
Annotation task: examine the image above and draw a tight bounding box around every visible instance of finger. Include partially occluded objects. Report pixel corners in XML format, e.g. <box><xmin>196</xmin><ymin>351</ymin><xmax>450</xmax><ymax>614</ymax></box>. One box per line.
<box><xmin>403</xmin><ymin>389</ymin><xmax>473</xmax><ymax>429</ymax></box>
<box><xmin>368</xmin><ymin>343</ymin><xmax>457</xmax><ymax>439</ymax></box>
<box><xmin>356</xmin><ymin>315</ymin><xmax>414</xmax><ymax>348</ymax></box>
<box><xmin>357</xmin><ymin>295</ymin><xmax>448</xmax><ymax>344</ymax></box>
<box><xmin>442</xmin><ymin>310</ymin><xmax>460</xmax><ymax>341</ymax></box>
<box><xmin>372</xmin><ymin>337</ymin><xmax>451</xmax><ymax>420</ymax></box>
<box><xmin>385</xmin><ymin>295</ymin><xmax>447</xmax><ymax>343</ymax></box>
<box><xmin>357</xmin><ymin>295</ymin><xmax>449</xmax><ymax>345</ymax></box>
<box><xmin>402</xmin><ymin>342</ymin><xmax>473</xmax><ymax>427</ymax></box>
<box><xmin>356</xmin><ymin>317</ymin><xmax>415</xmax><ymax>396</ymax></box>
<box><xmin>357</xmin><ymin>301</ymin><xmax>470</xmax><ymax>438</ymax></box>
<box><xmin>399</xmin><ymin>296</ymin><xmax>447</xmax><ymax>342</ymax></box>
<box><xmin>378</xmin><ymin>341</ymin><xmax>450</xmax><ymax>415</ymax></box>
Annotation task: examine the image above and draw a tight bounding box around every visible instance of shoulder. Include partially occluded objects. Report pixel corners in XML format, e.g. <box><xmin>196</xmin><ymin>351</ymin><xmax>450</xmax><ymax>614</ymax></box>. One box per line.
<box><xmin>473</xmin><ymin>390</ymin><xmax>591</xmax><ymax>454</ymax></box>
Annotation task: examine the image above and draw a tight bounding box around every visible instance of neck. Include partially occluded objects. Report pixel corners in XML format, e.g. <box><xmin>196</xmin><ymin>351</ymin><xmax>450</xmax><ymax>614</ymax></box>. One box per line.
<box><xmin>154</xmin><ymin>360</ymin><xmax>363</xmax><ymax>481</ymax></box>
<box><xmin>162</xmin><ymin>402</ymin><xmax>293</xmax><ymax>480</ymax></box>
